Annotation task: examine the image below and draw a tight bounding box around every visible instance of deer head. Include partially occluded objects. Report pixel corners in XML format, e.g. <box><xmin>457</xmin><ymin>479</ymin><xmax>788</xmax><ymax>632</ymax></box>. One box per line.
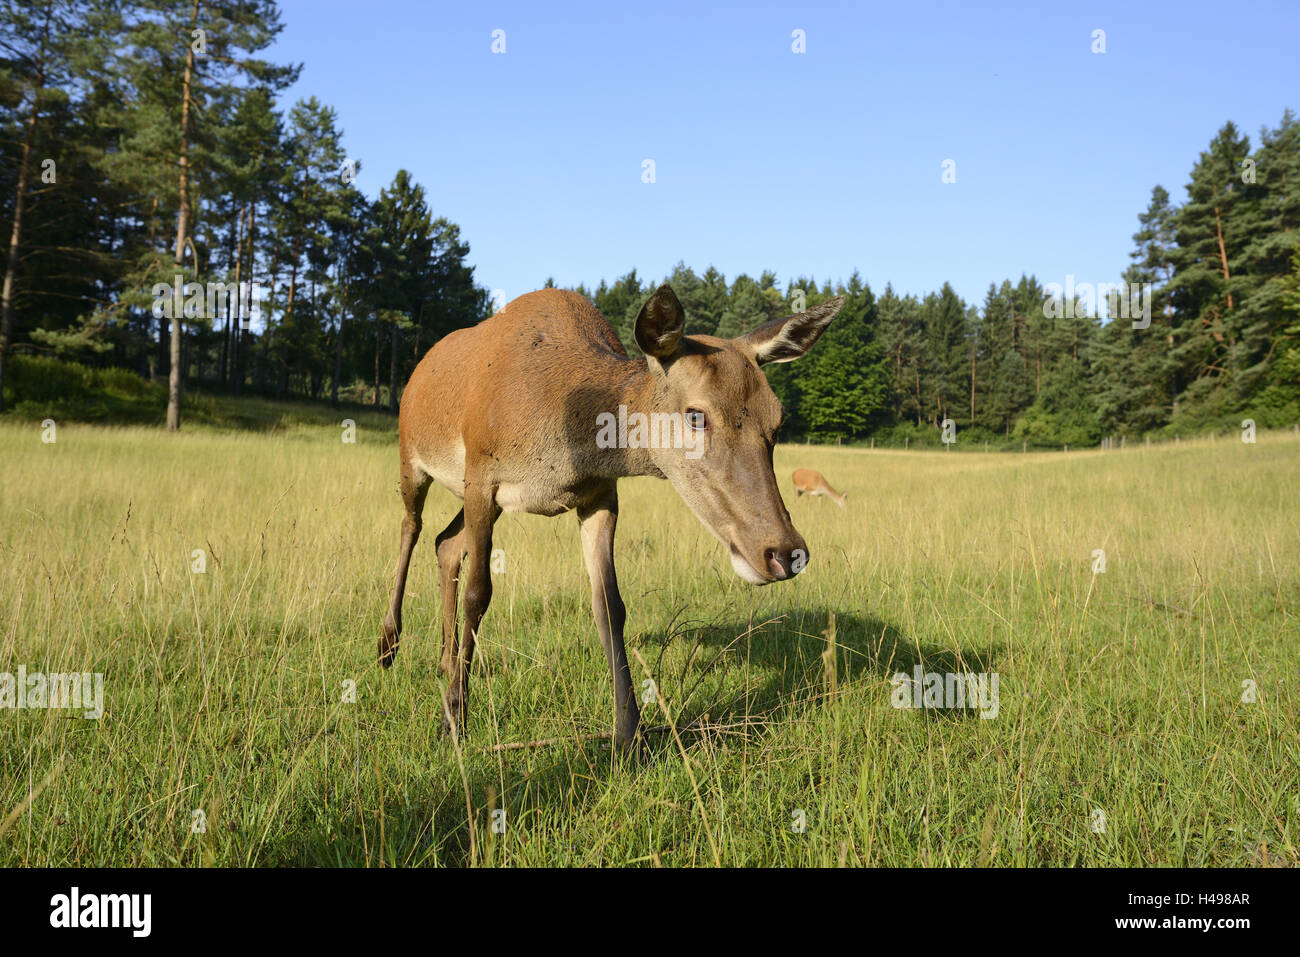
<box><xmin>632</xmin><ymin>283</ymin><xmax>844</xmax><ymax>585</ymax></box>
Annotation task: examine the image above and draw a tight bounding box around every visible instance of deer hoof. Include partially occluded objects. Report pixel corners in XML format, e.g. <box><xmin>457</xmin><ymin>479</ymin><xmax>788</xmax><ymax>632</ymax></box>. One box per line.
<box><xmin>441</xmin><ymin>691</ymin><xmax>466</xmax><ymax>737</ymax></box>
<box><xmin>378</xmin><ymin>622</ymin><xmax>400</xmax><ymax>668</ymax></box>
<box><xmin>613</xmin><ymin>733</ymin><xmax>645</xmax><ymax>762</ymax></box>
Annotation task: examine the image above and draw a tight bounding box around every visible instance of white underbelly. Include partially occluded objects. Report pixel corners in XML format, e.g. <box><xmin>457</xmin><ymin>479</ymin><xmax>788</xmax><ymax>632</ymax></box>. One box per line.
<box><xmin>413</xmin><ymin>442</ymin><xmax>466</xmax><ymax>498</ymax></box>
<box><xmin>415</xmin><ymin>442</ymin><xmax>582</xmax><ymax>516</ymax></box>
<box><xmin>494</xmin><ymin>481</ymin><xmax>577</xmax><ymax>516</ymax></box>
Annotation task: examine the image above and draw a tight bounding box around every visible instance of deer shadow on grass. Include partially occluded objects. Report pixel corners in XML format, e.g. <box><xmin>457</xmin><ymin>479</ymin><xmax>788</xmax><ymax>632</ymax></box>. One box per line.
<box><xmin>634</xmin><ymin>607</ymin><xmax>1004</xmax><ymax>737</ymax></box>
<box><xmin>271</xmin><ymin>607</ymin><xmax>1000</xmax><ymax>866</ymax></box>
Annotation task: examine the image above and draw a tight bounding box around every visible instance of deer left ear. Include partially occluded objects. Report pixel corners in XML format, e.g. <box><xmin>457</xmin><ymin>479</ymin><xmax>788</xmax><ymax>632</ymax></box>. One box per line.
<box><xmin>739</xmin><ymin>296</ymin><xmax>844</xmax><ymax>365</ymax></box>
<box><xmin>634</xmin><ymin>283</ymin><xmax>686</xmax><ymax>360</ymax></box>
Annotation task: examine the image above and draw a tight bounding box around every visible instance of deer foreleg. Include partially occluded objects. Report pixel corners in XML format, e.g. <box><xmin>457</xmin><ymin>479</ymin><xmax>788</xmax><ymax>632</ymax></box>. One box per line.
<box><xmin>578</xmin><ymin>487</ymin><xmax>641</xmax><ymax>754</ymax></box>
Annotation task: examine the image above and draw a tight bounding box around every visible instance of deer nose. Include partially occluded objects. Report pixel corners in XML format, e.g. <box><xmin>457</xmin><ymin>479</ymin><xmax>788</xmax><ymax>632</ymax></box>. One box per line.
<box><xmin>764</xmin><ymin>539</ymin><xmax>809</xmax><ymax>581</ymax></box>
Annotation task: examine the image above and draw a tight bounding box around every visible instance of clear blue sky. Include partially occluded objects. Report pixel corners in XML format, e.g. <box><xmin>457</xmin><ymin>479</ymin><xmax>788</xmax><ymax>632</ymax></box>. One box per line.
<box><xmin>270</xmin><ymin>0</ymin><xmax>1299</xmax><ymax>310</ymax></box>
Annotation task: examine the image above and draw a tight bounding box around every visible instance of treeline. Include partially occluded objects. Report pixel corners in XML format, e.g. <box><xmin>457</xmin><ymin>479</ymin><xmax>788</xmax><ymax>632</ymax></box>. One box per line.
<box><xmin>0</xmin><ymin>0</ymin><xmax>487</xmax><ymax>425</ymax></box>
<box><xmin>2</xmin><ymin>3</ymin><xmax>1297</xmax><ymax>445</ymax></box>
<box><xmin>565</xmin><ymin>111</ymin><xmax>1300</xmax><ymax>445</ymax></box>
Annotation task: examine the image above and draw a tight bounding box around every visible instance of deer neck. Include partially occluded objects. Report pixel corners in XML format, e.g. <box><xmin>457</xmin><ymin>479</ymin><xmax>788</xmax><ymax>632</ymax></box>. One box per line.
<box><xmin>586</xmin><ymin>354</ymin><xmax>665</xmax><ymax>480</ymax></box>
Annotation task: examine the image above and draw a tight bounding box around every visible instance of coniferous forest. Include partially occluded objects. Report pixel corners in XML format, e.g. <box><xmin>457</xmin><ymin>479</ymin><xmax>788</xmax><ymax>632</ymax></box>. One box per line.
<box><xmin>1</xmin><ymin>1</ymin><xmax>1297</xmax><ymax>446</ymax></box>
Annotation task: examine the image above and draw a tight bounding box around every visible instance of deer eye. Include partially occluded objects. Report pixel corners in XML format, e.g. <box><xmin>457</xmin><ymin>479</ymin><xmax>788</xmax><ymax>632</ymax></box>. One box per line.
<box><xmin>685</xmin><ymin>409</ymin><xmax>707</xmax><ymax>431</ymax></box>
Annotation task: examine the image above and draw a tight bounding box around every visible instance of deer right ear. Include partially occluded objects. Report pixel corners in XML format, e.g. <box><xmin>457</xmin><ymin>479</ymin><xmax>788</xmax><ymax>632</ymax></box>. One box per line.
<box><xmin>739</xmin><ymin>295</ymin><xmax>844</xmax><ymax>365</ymax></box>
<box><xmin>634</xmin><ymin>283</ymin><xmax>685</xmax><ymax>360</ymax></box>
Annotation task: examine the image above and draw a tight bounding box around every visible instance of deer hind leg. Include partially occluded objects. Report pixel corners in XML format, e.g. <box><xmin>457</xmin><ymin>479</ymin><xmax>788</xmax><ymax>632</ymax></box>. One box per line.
<box><xmin>578</xmin><ymin>487</ymin><xmax>641</xmax><ymax>754</ymax></box>
<box><xmin>434</xmin><ymin>508</ymin><xmax>466</xmax><ymax>679</ymax></box>
<box><xmin>442</xmin><ymin>484</ymin><xmax>499</xmax><ymax>737</ymax></box>
<box><xmin>380</xmin><ymin>464</ymin><xmax>431</xmax><ymax>667</ymax></box>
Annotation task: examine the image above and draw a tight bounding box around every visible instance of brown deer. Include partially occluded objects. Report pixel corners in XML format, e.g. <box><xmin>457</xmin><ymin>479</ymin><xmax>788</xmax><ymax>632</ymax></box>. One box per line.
<box><xmin>792</xmin><ymin>468</ymin><xmax>847</xmax><ymax>507</ymax></box>
<box><xmin>379</xmin><ymin>283</ymin><xmax>843</xmax><ymax>753</ymax></box>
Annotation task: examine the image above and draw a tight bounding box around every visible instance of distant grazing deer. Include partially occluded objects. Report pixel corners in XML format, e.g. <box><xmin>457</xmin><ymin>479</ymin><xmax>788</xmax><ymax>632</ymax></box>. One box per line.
<box><xmin>792</xmin><ymin>468</ymin><xmax>847</xmax><ymax>507</ymax></box>
<box><xmin>379</xmin><ymin>283</ymin><xmax>843</xmax><ymax>753</ymax></box>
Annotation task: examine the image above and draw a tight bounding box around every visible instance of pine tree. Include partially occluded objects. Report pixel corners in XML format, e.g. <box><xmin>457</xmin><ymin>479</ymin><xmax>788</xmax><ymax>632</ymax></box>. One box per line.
<box><xmin>876</xmin><ymin>282</ymin><xmax>926</xmax><ymax>427</ymax></box>
<box><xmin>0</xmin><ymin>0</ymin><xmax>115</xmax><ymax>410</ymax></box>
<box><xmin>794</xmin><ymin>274</ymin><xmax>889</xmax><ymax>441</ymax></box>
<box><xmin>714</xmin><ymin>273</ymin><xmax>766</xmax><ymax>339</ymax></box>
<box><xmin>1231</xmin><ymin>111</ymin><xmax>1300</xmax><ymax>407</ymax></box>
<box><xmin>1167</xmin><ymin>122</ymin><xmax>1253</xmax><ymax>417</ymax></box>
<box><xmin>921</xmin><ymin>282</ymin><xmax>968</xmax><ymax>427</ymax></box>
<box><xmin>269</xmin><ymin>96</ymin><xmax>345</xmax><ymax>398</ymax></box>
<box><xmin>117</xmin><ymin>0</ymin><xmax>295</xmax><ymax>429</ymax></box>
<box><xmin>694</xmin><ymin>265</ymin><xmax>729</xmax><ymax>336</ymax></box>
<box><xmin>359</xmin><ymin>169</ymin><xmax>431</xmax><ymax>408</ymax></box>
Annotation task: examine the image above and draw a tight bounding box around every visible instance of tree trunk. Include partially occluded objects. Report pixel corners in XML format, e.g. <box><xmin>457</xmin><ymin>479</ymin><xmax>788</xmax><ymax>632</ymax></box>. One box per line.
<box><xmin>373</xmin><ymin>319</ymin><xmax>381</xmax><ymax>407</ymax></box>
<box><xmin>969</xmin><ymin>347</ymin><xmax>976</xmax><ymax>423</ymax></box>
<box><xmin>219</xmin><ymin>204</ymin><xmax>240</xmax><ymax>385</ymax></box>
<box><xmin>229</xmin><ymin>203</ymin><xmax>248</xmax><ymax>393</ymax></box>
<box><xmin>235</xmin><ymin>204</ymin><xmax>254</xmax><ymax>396</ymax></box>
<box><xmin>167</xmin><ymin>0</ymin><xmax>202</xmax><ymax>431</ymax></box>
<box><xmin>0</xmin><ymin>48</ymin><xmax>44</xmax><ymax>414</ymax></box>
<box><xmin>1213</xmin><ymin>205</ymin><xmax>1234</xmax><ymax>311</ymax></box>
<box><xmin>259</xmin><ymin>240</ymin><xmax>279</xmax><ymax>396</ymax></box>
<box><xmin>389</xmin><ymin>321</ymin><xmax>400</xmax><ymax>413</ymax></box>
<box><xmin>332</xmin><ymin>245</ymin><xmax>347</xmax><ymax>409</ymax></box>
<box><xmin>280</xmin><ymin>234</ymin><xmax>301</xmax><ymax>402</ymax></box>
<box><xmin>913</xmin><ymin>365</ymin><xmax>921</xmax><ymax>427</ymax></box>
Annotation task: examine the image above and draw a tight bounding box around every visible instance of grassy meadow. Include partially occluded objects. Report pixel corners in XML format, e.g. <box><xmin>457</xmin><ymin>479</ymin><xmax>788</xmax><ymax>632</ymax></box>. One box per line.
<box><xmin>1</xmin><ymin>409</ymin><xmax>1297</xmax><ymax>867</ymax></box>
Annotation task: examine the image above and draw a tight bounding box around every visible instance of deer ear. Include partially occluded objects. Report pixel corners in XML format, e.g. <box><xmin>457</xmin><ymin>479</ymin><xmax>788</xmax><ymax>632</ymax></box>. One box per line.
<box><xmin>739</xmin><ymin>295</ymin><xmax>844</xmax><ymax>365</ymax></box>
<box><xmin>634</xmin><ymin>283</ymin><xmax>686</xmax><ymax>360</ymax></box>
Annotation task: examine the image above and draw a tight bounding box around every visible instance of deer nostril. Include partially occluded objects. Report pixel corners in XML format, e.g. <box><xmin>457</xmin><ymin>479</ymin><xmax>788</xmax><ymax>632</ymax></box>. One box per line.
<box><xmin>765</xmin><ymin>548</ymin><xmax>790</xmax><ymax>580</ymax></box>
